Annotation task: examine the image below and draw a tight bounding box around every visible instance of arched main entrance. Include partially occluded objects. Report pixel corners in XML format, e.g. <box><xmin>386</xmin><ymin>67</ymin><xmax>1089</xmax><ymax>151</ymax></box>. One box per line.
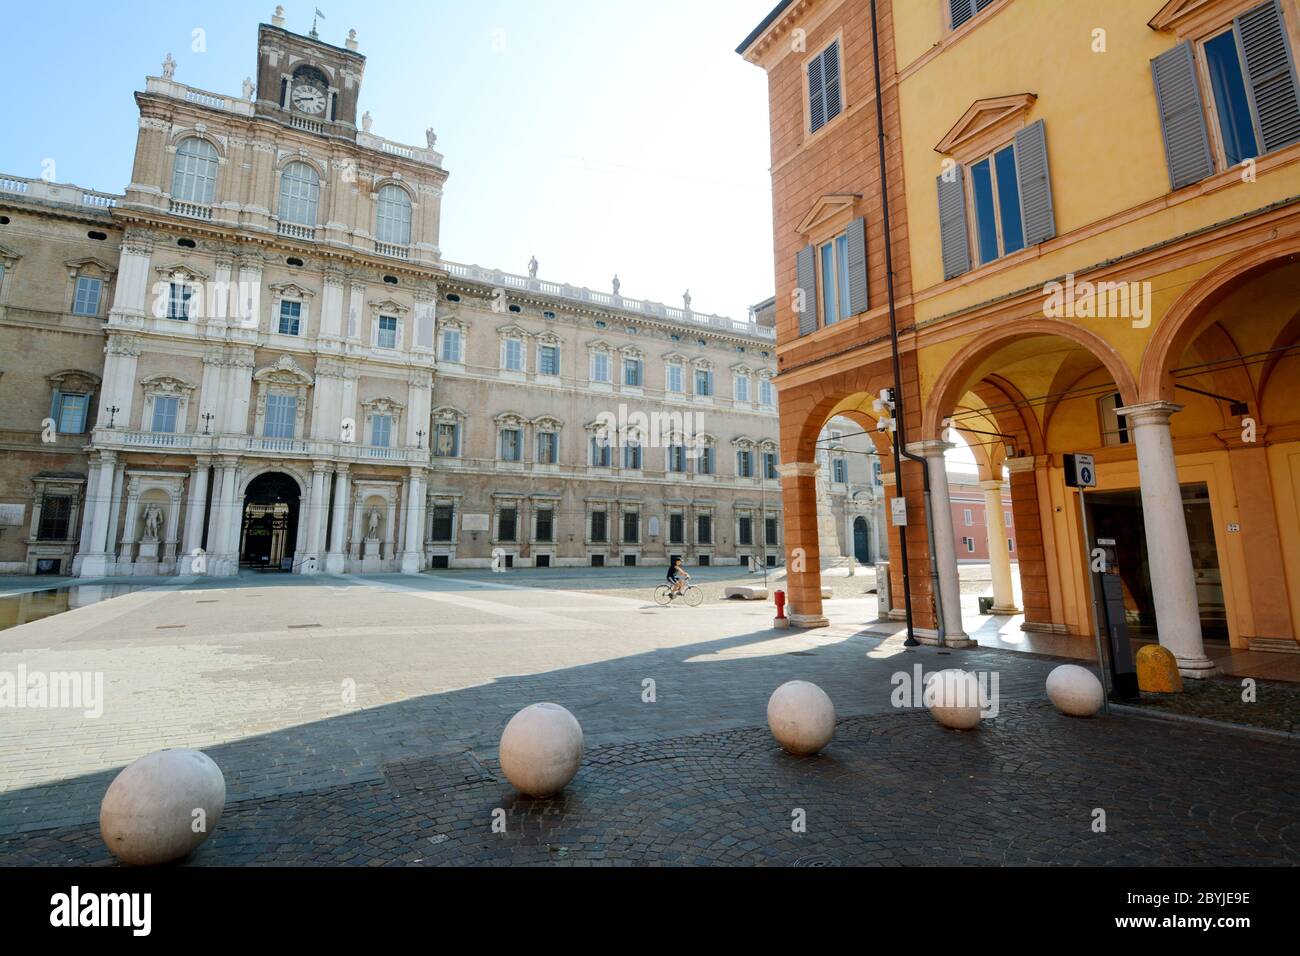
<box><xmin>240</xmin><ymin>472</ymin><xmax>301</xmax><ymax>572</ymax></box>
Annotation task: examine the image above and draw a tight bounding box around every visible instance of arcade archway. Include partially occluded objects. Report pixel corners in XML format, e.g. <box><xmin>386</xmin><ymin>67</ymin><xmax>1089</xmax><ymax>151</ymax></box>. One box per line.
<box><xmin>240</xmin><ymin>472</ymin><xmax>302</xmax><ymax>572</ymax></box>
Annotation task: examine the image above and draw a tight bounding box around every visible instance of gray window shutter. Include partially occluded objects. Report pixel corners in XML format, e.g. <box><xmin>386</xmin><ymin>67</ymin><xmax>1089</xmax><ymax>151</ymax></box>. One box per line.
<box><xmin>795</xmin><ymin>244</ymin><xmax>818</xmax><ymax>335</ymax></box>
<box><xmin>823</xmin><ymin>41</ymin><xmax>842</xmax><ymax>124</ymax></box>
<box><xmin>845</xmin><ymin>216</ymin><xmax>868</xmax><ymax>315</ymax></box>
<box><xmin>936</xmin><ymin>167</ymin><xmax>971</xmax><ymax>281</ymax></box>
<box><xmin>1235</xmin><ymin>0</ymin><xmax>1300</xmax><ymax>153</ymax></box>
<box><xmin>808</xmin><ymin>53</ymin><xmax>826</xmax><ymax>134</ymax></box>
<box><xmin>1152</xmin><ymin>42</ymin><xmax>1215</xmax><ymax>190</ymax></box>
<box><xmin>949</xmin><ymin>0</ymin><xmax>975</xmax><ymax>29</ymax></box>
<box><xmin>1014</xmin><ymin>119</ymin><xmax>1056</xmax><ymax>246</ymax></box>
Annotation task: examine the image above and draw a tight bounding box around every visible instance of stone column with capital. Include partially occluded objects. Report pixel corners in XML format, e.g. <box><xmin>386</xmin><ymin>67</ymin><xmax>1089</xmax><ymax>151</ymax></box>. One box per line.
<box><xmin>303</xmin><ymin>463</ymin><xmax>329</xmax><ymax>573</ymax></box>
<box><xmin>909</xmin><ymin>440</ymin><xmax>971</xmax><ymax>647</ymax></box>
<box><xmin>400</xmin><ymin>470</ymin><xmax>426</xmax><ymax>574</ymax></box>
<box><xmin>79</xmin><ymin>452</ymin><xmax>119</xmax><ymax>577</ymax></box>
<box><xmin>980</xmin><ymin>479</ymin><xmax>1020</xmax><ymax>615</ymax></box>
<box><xmin>181</xmin><ymin>458</ymin><xmax>212</xmax><ymax>572</ymax></box>
<box><xmin>777</xmin><ymin>461</ymin><xmax>828</xmax><ymax>628</ymax></box>
<box><xmin>1116</xmin><ymin>401</ymin><xmax>1217</xmax><ymax>677</ymax></box>
<box><xmin>207</xmin><ymin>459</ymin><xmax>242</xmax><ymax>576</ymax></box>
<box><xmin>72</xmin><ymin>460</ymin><xmax>102</xmax><ymax>576</ymax></box>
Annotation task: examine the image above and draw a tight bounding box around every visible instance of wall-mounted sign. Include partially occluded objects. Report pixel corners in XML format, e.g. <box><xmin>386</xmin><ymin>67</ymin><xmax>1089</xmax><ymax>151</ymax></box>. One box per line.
<box><xmin>0</xmin><ymin>503</ymin><xmax>25</xmax><ymax>527</ymax></box>
<box><xmin>1227</xmin><ymin>523</ymin><xmax>1241</xmax><ymax>534</ymax></box>
<box><xmin>890</xmin><ymin>497</ymin><xmax>908</xmax><ymax>527</ymax></box>
<box><xmin>1064</xmin><ymin>453</ymin><xmax>1096</xmax><ymax>489</ymax></box>
<box><xmin>461</xmin><ymin>513</ymin><xmax>490</xmax><ymax>533</ymax></box>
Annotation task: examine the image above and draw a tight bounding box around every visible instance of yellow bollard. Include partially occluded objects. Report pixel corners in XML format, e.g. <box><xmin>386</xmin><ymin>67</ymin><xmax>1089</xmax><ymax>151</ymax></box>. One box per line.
<box><xmin>1136</xmin><ymin>644</ymin><xmax>1184</xmax><ymax>694</ymax></box>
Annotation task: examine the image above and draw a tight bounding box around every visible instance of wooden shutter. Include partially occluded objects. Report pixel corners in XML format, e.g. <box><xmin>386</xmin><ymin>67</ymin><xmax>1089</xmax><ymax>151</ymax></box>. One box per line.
<box><xmin>949</xmin><ymin>0</ymin><xmax>975</xmax><ymax>29</ymax></box>
<box><xmin>823</xmin><ymin>41</ymin><xmax>842</xmax><ymax>125</ymax></box>
<box><xmin>845</xmin><ymin>216</ymin><xmax>869</xmax><ymax>315</ymax></box>
<box><xmin>1235</xmin><ymin>0</ymin><xmax>1300</xmax><ymax>153</ymax></box>
<box><xmin>808</xmin><ymin>53</ymin><xmax>826</xmax><ymax>133</ymax></box>
<box><xmin>1014</xmin><ymin>119</ymin><xmax>1057</xmax><ymax>246</ymax></box>
<box><xmin>795</xmin><ymin>244</ymin><xmax>819</xmax><ymax>335</ymax></box>
<box><xmin>1152</xmin><ymin>42</ymin><xmax>1216</xmax><ymax>189</ymax></box>
<box><xmin>936</xmin><ymin>167</ymin><xmax>971</xmax><ymax>280</ymax></box>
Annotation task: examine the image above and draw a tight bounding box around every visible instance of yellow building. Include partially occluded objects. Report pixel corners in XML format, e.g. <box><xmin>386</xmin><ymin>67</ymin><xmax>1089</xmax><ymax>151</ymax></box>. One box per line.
<box><xmin>744</xmin><ymin>0</ymin><xmax>1300</xmax><ymax>675</ymax></box>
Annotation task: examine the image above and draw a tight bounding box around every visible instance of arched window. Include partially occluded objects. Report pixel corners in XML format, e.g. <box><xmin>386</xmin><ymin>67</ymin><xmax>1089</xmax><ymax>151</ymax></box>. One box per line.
<box><xmin>375</xmin><ymin>184</ymin><xmax>412</xmax><ymax>246</ymax></box>
<box><xmin>170</xmin><ymin>138</ymin><xmax>219</xmax><ymax>205</ymax></box>
<box><xmin>277</xmin><ymin>162</ymin><xmax>320</xmax><ymax>226</ymax></box>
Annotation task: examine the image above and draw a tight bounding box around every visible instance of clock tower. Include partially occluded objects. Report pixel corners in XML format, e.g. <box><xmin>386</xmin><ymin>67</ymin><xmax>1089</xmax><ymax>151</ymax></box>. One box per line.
<box><xmin>254</xmin><ymin>15</ymin><xmax>365</xmax><ymax>133</ymax></box>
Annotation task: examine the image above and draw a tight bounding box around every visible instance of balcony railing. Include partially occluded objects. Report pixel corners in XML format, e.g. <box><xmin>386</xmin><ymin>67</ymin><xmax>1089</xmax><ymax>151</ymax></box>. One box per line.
<box><xmin>277</xmin><ymin>221</ymin><xmax>316</xmax><ymax>241</ymax></box>
<box><xmin>170</xmin><ymin>199</ymin><xmax>213</xmax><ymax>221</ymax></box>
<box><xmin>0</xmin><ymin>174</ymin><xmax>119</xmax><ymax>210</ymax></box>
<box><xmin>144</xmin><ymin>77</ymin><xmax>255</xmax><ymax>117</ymax></box>
<box><xmin>374</xmin><ymin>241</ymin><xmax>410</xmax><ymax>260</ymax></box>
<box><xmin>441</xmin><ymin>261</ymin><xmax>777</xmax><ymax>342</ymax></box>
<box><xmin>290</xmin><ymin>115</ymin><xmax>325</xmax><ymax>135</ymax></box>
<box><xmin>113</xmin><ymin>430</ymin><xmax>195</xmax><ymax>449</ymax></box>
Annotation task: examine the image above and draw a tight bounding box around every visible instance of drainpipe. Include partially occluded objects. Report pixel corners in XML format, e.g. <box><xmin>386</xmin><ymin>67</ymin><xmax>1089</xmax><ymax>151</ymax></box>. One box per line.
<box><xmin>869</xmin><ymin>0</ymin><xmax>943</xmax><ymax>647</ymax></box>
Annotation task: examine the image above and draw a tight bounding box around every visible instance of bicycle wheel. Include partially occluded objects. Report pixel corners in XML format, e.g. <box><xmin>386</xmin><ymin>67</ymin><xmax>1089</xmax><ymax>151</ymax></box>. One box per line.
<box><xmin>684</xmin><ymin>586</ymin><xmax>704</xmax><ymax>607</ymax></box>
<box><xmin>653</xmin><ymin>585</ymin><xmax>673</xmax><ymax>607</ymax></box>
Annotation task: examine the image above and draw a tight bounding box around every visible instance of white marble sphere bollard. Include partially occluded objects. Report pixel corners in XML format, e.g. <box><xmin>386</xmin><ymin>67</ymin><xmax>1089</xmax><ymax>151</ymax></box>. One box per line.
<box><xmin>767</xmin><ymin>680</ymin><xmax>836</xmax><ymax>755</ymax></box>
<box><xmin>1046</xmin><ymin>664</ymin><xmax>1105</xmax><ymax>717</ymax></box>
<box><xmin>99</xmin><ymin>749</ymin><xmax>226</xmax><ymax>866</ymax></box>
<box><xmin>499</xmin><ymin>703</ymin><xmax>585</xmax><ymax>797</ymax></box>
<box><xmin>926</xmin><ymin>669</ymin><xmax>983</xmax><ymax>731</ymax></box>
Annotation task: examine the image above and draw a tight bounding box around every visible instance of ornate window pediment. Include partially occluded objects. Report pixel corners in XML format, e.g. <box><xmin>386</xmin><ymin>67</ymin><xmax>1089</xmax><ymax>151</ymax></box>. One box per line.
<box><xmin>533</xmin><ymin>415</ymin><xmax>563</xmax><ymax>430</ymax></box>
<box><xmin>141</xmin><ymin>374</ymin><xmax>196</xmax><ymax>396</ymax></box>
<box><xmin>0</xmin><ymin>242</ymin><xmax>21</xmax><ymax>265</ymax></box>
<box><xmin>731</xmin><ymin>363</ymin><xmax>754</xmax><ymax>375</ymax></box>
<box><xmin>47</xmin><ymin>369</ymin><xmax>102</xmax><ymax>394</ymax></box>
<box><xmin>432</xmin><ymin>405</ymin><xmax>466</xmax><ymax>424</ymax></box>
<box><xmin>796</xmin><ymin>193</ymin><xmax>862</xmax><ymax>236</ymax></box>
<box><xmin>497</xmin><ymin>324</ymin><xmax>528</xmax><ymax>339</ymax></box>
<box><xmin>587</xmin><ymin>338</ymin><xmax>614</xmax><ymax>352</ymax></box>
<box><xmin>1148</xmin><ymin>0</ymin><xmax>1260</xmax><ymax>36</ymax></box>
<box><xmin>268</xmin><ymin>281</ymin><xmax>316</xmax><ymax>300</ymax></box>
<box><xmin>153</xmin><ymin>263</ymin><xmax>211</xmax><ymax>283</ymax></box>
<box><xmin>662</xmin><ymin>350</ymin><xmax>688</xmax><ymax>363</ymax></box>
<box><xmin>253</xmin><ymin>354</ymin><xmax>314</xmax><ymax>386</ymax></box>
<box><xmin>361</xmin><ymin>396</ymin><xmax>406</xmax><ymax>416</ymax></box>
<box><xmin>731</xmin><ymin>435</ymin><xmax>757</xmax><ymax>448</ymax></box>
<box><xmin>935</xmin><ymin>93</ymin><xmax>1037</xmax><ymax>164</ymax></box>
<box><xmin>494</xmin><ymin>411</ymin><xmax>528</xmax><ymax>428</ymax></box>
<box><xmin>368</xmin><ymin>298</ymin><xmax>409</xmax><ymax>317</ymax></box>
<box><xmin>64</xmin><ymin>256</ymin><xmax>117</xmax><ymax>277</ymax></box>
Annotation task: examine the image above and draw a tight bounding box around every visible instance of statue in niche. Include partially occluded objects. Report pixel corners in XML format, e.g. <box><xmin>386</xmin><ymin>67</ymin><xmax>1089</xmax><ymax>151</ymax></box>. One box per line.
<box><xmin>162</xmin><ymin>54</ymin><xmax>176</xmax><ymax>80</ymax></box>
<box><xmin>142</xmin><ymin>505</ymin><xmax>163</xmax><ymax>541</ymax></box>
<box><xmin>367</xmin><ymin>508</ymin><xmax>381</xmax><ymax>539</ymax></box>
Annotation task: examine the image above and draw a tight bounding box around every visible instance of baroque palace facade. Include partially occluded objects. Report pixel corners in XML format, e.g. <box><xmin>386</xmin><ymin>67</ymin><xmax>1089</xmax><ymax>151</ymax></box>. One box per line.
<box><xmin>742</xmin><ymin>0</ymin><xmax>1300</xmax><ymax>668</ymax></box>
<box><xmin>0</xmin><ymin>13</ymin><xmax>886</xmax><ymax>578</ymax></box>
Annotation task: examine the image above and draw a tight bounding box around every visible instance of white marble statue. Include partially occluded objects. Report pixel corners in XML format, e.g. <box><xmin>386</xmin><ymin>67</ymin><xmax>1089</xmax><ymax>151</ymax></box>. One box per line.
<box><xmin>528</xmin><ymin>256</ymin><xmax>539</xmax><ymax>279</ymax></box>
<box><xmin>425</xmin><ymin>128</ymin><xmax>437</xmax><ymax>149</ymax></box>
<box><xmin>366</xmin><ymin>508</ymin><xmax>381</xmax><ymax>538</ymax></box>
<box><xmin>143</xmin><ymin>505</ymin><xmax>163</xmax><ymax>541</ymax></box>
<box><xmin>683</xmin><ymin>289</ymin><xmax>692</xmax><ymax>311</ymax></box>
<box><xmin>162</xmin><ymin>54</ymin><xmax>176</xmax><ymax>80</ymax></box>
<box><xmin>612</xmin><ymin>275</ymin><xmax>621</xmax><ymax>296</ymax></box>
<box><xmin>361</xmin><ymin>111</ymin><xmax>373</xmax><ymax>133</ymax></box>
<box><xmin>243</xmin><ymin>77</ymin><xmax>255</xmax><ymax>100</ymax></box>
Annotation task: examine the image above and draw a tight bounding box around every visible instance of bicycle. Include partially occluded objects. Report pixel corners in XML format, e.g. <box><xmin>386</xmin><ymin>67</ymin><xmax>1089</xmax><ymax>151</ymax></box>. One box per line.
<box><xmin>654</xmin><ymin>583</ymin><xmax>704</xmax><ymax>607</ymax></box>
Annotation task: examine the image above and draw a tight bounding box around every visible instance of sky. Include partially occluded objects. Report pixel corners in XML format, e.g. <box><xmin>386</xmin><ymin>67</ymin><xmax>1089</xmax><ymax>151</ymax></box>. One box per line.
<box><xmin>0</xmin><ymin>0</ymin><xmax>778</xmax><ymax>319</ymax></box>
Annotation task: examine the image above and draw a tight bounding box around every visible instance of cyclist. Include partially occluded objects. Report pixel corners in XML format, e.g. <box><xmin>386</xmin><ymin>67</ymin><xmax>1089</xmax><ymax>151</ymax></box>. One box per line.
<box><xmin>666</xmin><ymin>557</ymin><xmax>691</xmax><ymax>599</ymax></box>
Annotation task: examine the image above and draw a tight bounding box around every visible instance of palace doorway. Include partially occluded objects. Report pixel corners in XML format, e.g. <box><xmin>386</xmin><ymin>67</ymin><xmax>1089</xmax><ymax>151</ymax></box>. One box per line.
<box><xmin>240</xmin><ymin>472</ymin><xmax>301</xmax><ymax>572</ymax></box>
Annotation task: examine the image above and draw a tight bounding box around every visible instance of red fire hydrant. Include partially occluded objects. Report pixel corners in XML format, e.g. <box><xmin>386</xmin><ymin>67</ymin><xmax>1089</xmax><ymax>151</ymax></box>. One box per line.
<box><xmin>774</xmin><ymin>590</ymin><xmax>787</xmax><ymax>620</ymax></box>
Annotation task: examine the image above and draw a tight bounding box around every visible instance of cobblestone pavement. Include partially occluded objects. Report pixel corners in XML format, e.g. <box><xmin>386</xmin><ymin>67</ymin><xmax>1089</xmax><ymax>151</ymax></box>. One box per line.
<box><xmin>4</xmin><ymin>701</ymin><xmax>1297</xmax><ymax>866</ymax></box>
<box><xmin>1128</xmin><ymin>676</ymin><xmax>1300</xmax><ymax>734</ymax></box>
<box><xmin>1</xmin><ymin>570</ymin><xmax>1296</xmax><ymax>866</ymax></box>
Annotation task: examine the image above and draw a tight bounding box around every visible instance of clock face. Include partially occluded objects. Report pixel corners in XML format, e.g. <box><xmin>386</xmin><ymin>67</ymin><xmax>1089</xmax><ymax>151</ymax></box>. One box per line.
<box><xmin>292</xmin><ymin>84</ymin><xmax>327</xmax><ymax>115</ymax></box>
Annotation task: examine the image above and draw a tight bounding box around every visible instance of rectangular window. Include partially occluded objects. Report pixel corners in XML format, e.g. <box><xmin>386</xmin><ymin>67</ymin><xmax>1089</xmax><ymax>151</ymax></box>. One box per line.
<box><xmin>963</xmin><ymin>508</ymin><xmax>974</xmax><ymax>526</ymax></box>
<box><xmin>377</xmin><ymin>315</ymin><xmax>398</xmax><ymax>349</ymax></box>
<box><xmin>264</xmin><ymin>394</ymin><xmax>297</xmax><ymax>438</ymax></box>
<box><xmin>278</xmin><ymin>300</ymin><xmax>302</xmax><ymax>336</ymax></box>
<box><xmin>734</xmin><ymin>375</ymin><xmax>750</xmax><ymax>403</ymax></box>
<box><xmin>441</xmin><ymin>328</ymin><xmax>463</xmax><ymax>363</ymax></box>
<box><xmin>763</xmin><ymin>452</ymin><xmax>779</xmax><ymax>480</ymax></box>
<box><xmin>667</xmin><ymin>364</ymin><xmax>684</xmax><ymax>393</ymax></box>
<box><xmin>168</xmin><ymin>282</ymin><xmax>192</xmax><ymax>321</ymax></box>
<box><xmin>372</xmin><ymin>414</ymin><xmax>393</xmax><ymax>448</ymax></box>
<box><xmin>697</xmin><ymin>514</ymin><xmax>713</xmax><ymax>545</ymax></box>
<box><xmin>766</xmin><ymin>516</ymin><xmax>779</xmax><ymax>547</ymax></box>
<box><xmin>1008</xmin><ymin>537</ymin><xmax>1015</xmax><ymax>552</ymax></box>
<box><xmin>873</xmin><ymin>461</ymin><xmax>883</xmax><ymax>485</ymax></box>
<box><xmin>699</xmin><ymin>446</ymin><xmax>716</xmax><ymax>476</ymax></box>
<box><xmin>430</xmin><ymin>505</ymin><xmax>455</xmax><ymax>542</ymax></box>
<box><xmin>503</xmin><ymin>338</ymin><xmax>524</xmax><ymax>371</ymax></box>
<box><xmin>537</xmin><ymin>431</ymin><xmax>558</xmax><ymax>464</ymax></box>
<box><xmin>624</xmin><ymin>441</ymin><xmax>642</xmax><ymax>470</ymax></box>
<box><xmin>738</xmin><ymin>516</ymin><xmax>753</xmax><ymax>546</ymax></box>
<box><xmin>669</xmin><ymin>445</ymin><xmax>687</xmax><ymax>474</ymax></box>
<box><xmin>622</xmin><ymin>511</ymin><xmax>639</xmax><ymax>544</ymax></box>
<box><xmin>737</xmin><ymin>450</ymin><xmax>754</xmax><ymax>478</ymax></box>
<box><xmin>591</xmin><ymin>435</ymin><xmax>611</xmax><ymax>468</ymax></box>
<box><xmin>970</xmin><ymin>144</ymin><xmax>1024</xmax><ymax>265</ymax></box>
<box><xmin>433</xmin><ymin>423</ymin><xmax>460</xmax><ymax>458</ymax></box>
<box><xmin>807</xmin><ymin>39</ymin><xmax>843</xmax><ymax>134</ymax></box>
<box><xmin>37</xmin><ymin>495</ymin><xmax>72</xmax><ymax>541</ymax></box>
<box><xmin>819</xmin><ymin>234</ymin><xmax>851</xmax><ymax>324</ymax></box>
<box><xmin>498</xmin><ymin>507</ymin><xmax>518</xmax><ymax>543</ymax></box>
<box><xmin>539</xmin><ymin>344</ymin><xmax>560</xmax><ymax>376</ymax></box>
<box><xmin>151</xmin><ymin>396</ymin><xmax>179</xmax><ymax>434</ymax></box>
<box><xmin>965</xmin><ymin>537</ymin><xmax>976</xmax><ymax>554</ymax></box>
<box><xmin>592</xmin><ymin>352</ymin><xmax>611</xmax><ymax>383</ymax></box>
<box><xmin>623</xmin><ymin>358</ymin><xmax>643</xmax><ymax>387</ymax></box>
<box><xmin>695</xmin><ymin>369</ymin><xmax>713</xmax><ymax>396</ymax></box>
<box><xmin>1204</xmin><ymin>29</ymin><xmax>1262</xmax><ymax>166</ymax></box>
<box><xmin>73</xmin><ymin>276</ymin><xmax>102</xmax><ymax>316</ymax></box>
<box><xmin>53</xmin><ymin>392</ymin><xmax>89</xmax><ymax>434</ymax></box>
<box><xmin>536</xmin><ymin>509</ymin><xmax>554</xmax><ymax>543</ymax></box>
<box><xmin>760</xmin><ymin>379</ymin><xmax>774</xmax><ymax>406</ymax></box>
<box><xmin>1005</xmin><ymin>511</ymin><xmax>1013</xmax><ymax>528</ymax></box>
<box><xmin>500</xmin><ymin>428</ymin><xmax>522</xmax><ymax>462</ymax></box>
<box><xmin>669</xmin><ymin>513</ymin><xmax>685</xmax><ymax>545</ymax></box>
<box><xmin>590</xmin><ymin>510</ymin><xmax>608</xmax><ymax>543</ymax></box>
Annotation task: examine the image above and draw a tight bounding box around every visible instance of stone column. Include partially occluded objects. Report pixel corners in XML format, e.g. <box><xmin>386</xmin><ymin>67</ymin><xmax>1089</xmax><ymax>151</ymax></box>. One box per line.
<box><xmin>163</xmin><ymin>491</ymin><xmax>183</xmax><ymax>566</ymax></box>
<box><xmin>910</xmin><ymin>440</ymin><xmax>970</xmax><ymax>646</ymax></box>
<box><xmin>777</xmin><ymin>462</ymin><xmax>827</xmax><ymax>628</ymax></box>
<box><xmin>401</xmin><ymin>469</ymin><xmax>426</xmax><ymax>574</ymax></box>
<box><xmin>207</xmin><ymin>458</ymin><xmax>241</xmax><ymax>575</ymax></box>
<box><xmin>181</xmin><ymin>458</ymin><xmax>211</xmax><ymax>571</ymax></box>
<box><xmin>384</xmin><ymin>492</ymin><xmax>398</xmax><ymax>561</ymax></box>
<box><xmin>980</xmin><ymin>479</ymin><xmax>1020</xmax><ymax>615</ymax></box>
<box><xmin>117</xmin><ymin>478</ymin><xmax>143</xmax><ymax>565</ymax></box>
<box><xmin>326</xmin><ymin>466</ymin><xmax>350</xmax><ymax>574</ymax></box>
<box><xmin>79</xmin><ymin>451</ymin><xmax>118</xmax><ymax>577</ymax></box>
<box><xmin>104</xmin><ymin>462</ymin><xmax>126</xmax><ymax>557</ymax></box>
<box><xmin>303</xmin><ymin>463</ymin><xmax>329</xmax><ymax>573</ymax></box>
<box><xmin>73</xmin><ymin>460</ymin><xmax>102</xmax><ymax>574</ymax></box>
<box><xmin>1116</xmin><ymin>402</ymin><xmax>1216</xmax><ymax>677</ymax></box>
